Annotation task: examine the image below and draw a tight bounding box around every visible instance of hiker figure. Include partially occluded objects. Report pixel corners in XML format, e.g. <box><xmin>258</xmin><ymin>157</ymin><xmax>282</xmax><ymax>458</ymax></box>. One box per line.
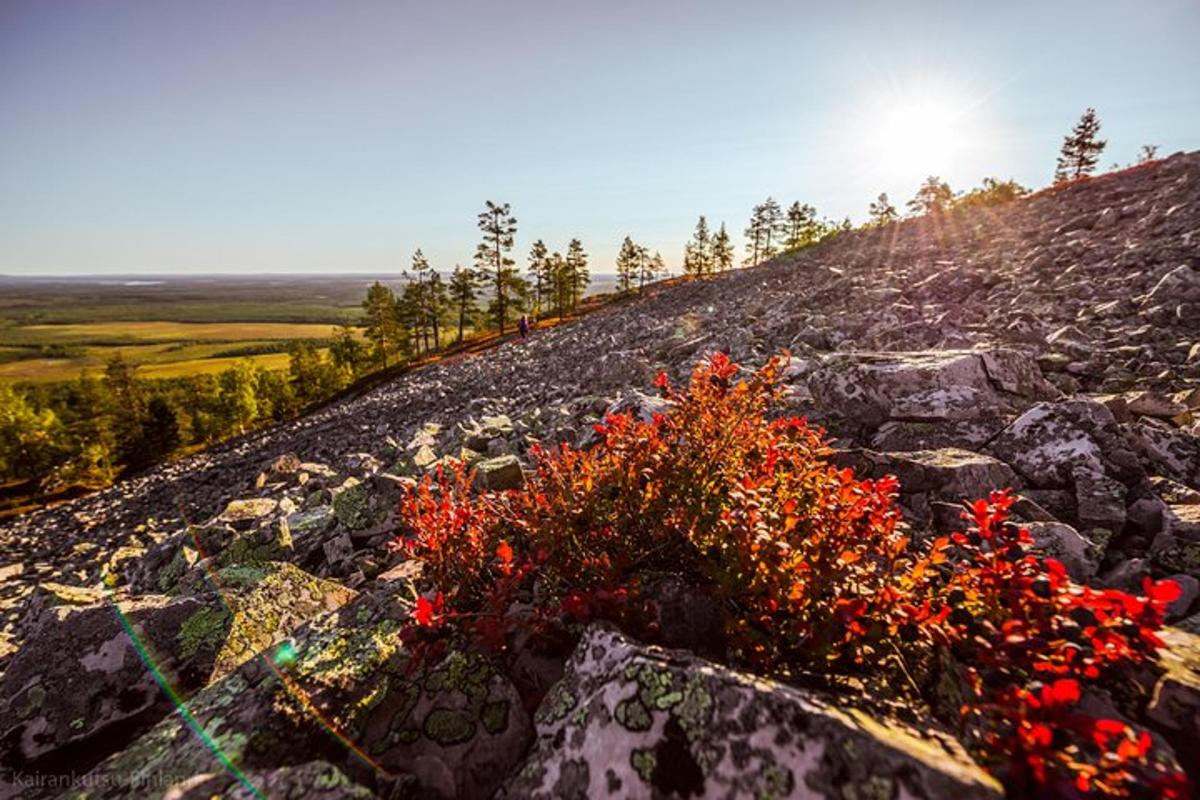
<box><xmin>517</xmin><ymin>314</ymin><xmax>530</xmax><ymax>339</ymax></box>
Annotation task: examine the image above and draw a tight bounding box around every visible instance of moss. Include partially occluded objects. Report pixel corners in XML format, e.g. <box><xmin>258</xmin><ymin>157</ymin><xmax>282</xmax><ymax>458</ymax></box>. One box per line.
<box><xmin>535</xmin><ymin>683</ymin><xmax>577</xmax><ymax>725</ymax></box>
<box><xmin>615</xmin><ymin>698</ymin><xmax>652</xmax><ymax>731</ymax></box>
<box><xmin>423</xmin><ymin>708</ymin><xmax>477</xmax><ymax>745</ymax></box>
<box><xmin>333</xmin><ymin>481</ymin><xmax>373</xmax><ymax>530</ymax></box>
<box><xmin>759</xmin><ymin>764</ymin><xmax>792</xmax><ymax>800</ymax></box>
<box><xmin>631</xmin><ymin>748</ymin><xmax>657</xmax><ymax>783</ymax></box>
<box><xmin>481</xmin><ymin>699</ymin><xmax>510</xmax><ymax>734</ymax></box>
<box><xmin>177</xmin><ymin>606</ymin><xmax>231</xmax><ymax>660</ymax></box>
<box><xmin>675</xmin><ymin>679</ymin><xmax>715</xmax><ymax>739</ymax></box>
<box><xmin>216</xmin><ymin>564</ymin><xmax>269</xmax><ymax>589</ymax></box>
<box><xmin>844</xmin><ymin>774</ymin><xmax>895</xmax><ymax>800</ymax></box>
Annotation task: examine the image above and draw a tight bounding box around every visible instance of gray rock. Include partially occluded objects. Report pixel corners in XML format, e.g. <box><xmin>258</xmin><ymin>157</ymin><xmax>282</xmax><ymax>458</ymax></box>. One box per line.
<box><xmin>1025</xmin><ymin>521</ymin><xmax>1100</xmax><ymax>580</ymax></box>
<box><xmin>504</xmin><ymin>625</ymin><xmax>1002</xmax><ymax>799</ymax></box>
<box><xmin>836</xmin><ymin>447</ymin><xmax>1019</xmax><ymax>503</ymax></box>
<box><xmin>1165</xmin><ymin>574</ymin><xmax>1199</xmax><ymax>621</ymax></box>
<box><xmin>476</xmin><ymin>455</ymin><xmax>525</xmax><ymax>491</ymax></box>
<box><xmin>322</xmin><ymin>532</ymin><xmax>354</xmax><ymax>566</ymax></box>
<box><xmin>65</xmin><ymin>590</ymin><xmax>531</xmax><ymax>800</ymax></box>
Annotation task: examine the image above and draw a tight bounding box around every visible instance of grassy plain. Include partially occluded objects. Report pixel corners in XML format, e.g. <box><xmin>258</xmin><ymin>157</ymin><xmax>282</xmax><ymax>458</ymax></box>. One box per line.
<box><xmin>0</xmin><ymin>272</ymin><xmax>619</xmax><ymax>384</ymax></box>
<box><xmin>0</xmin><ymin>275</ymin><xmax>369</xmax><ymax>383</ymax></box>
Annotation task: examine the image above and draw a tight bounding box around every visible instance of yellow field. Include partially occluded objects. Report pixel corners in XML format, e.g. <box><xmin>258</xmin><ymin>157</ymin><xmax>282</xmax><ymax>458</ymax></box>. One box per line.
<box><xmin>14</xmin><ymin>321</ymin><xmax>341</xmax><ymax>345</ymax></box>
<box><xmin>0</xmin><ymin>321</ymin><xmax>343</xmax><ymax>383</ymax></box>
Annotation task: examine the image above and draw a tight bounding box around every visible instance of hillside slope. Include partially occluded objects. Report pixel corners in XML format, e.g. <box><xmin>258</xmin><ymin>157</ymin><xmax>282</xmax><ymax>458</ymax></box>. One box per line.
<box><xmin>1</xmin><ymin>153</ymin><xmax>1198</xmax><ymax>798</ymax></box>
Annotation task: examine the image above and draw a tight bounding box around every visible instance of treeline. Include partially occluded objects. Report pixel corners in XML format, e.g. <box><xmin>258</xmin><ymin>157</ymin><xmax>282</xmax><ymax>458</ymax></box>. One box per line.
<box><xmin>0</xmin><ymin>336</ymin><xmax>373</xmax><ymax>490</ymax></box>
<box><xmin>353</xmin><ymin>201</ymin><xmax>593</xmax><ymax>366</ymax></box>
<box><xmin>0</xmin><ymin>200</ymin><xmax>595</xmax><ymax>492</ymax></box>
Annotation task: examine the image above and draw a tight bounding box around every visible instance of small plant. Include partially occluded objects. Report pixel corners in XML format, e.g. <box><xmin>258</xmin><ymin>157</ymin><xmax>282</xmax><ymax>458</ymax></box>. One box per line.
<box><xmin>390</xmin><ymin>353</ymin><xmax>1189</xmax><ymax>798</ymax></box>
<box><xmin>920</xmin><ymin>492</ymin><xmax>1188</xmax><ymax>798</ymax></box>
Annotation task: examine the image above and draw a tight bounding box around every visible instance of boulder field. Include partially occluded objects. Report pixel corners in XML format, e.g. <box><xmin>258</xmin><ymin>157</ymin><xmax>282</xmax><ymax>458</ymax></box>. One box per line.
<box><xmin>1</xmin><ymin>154</ymin><xmax>1199</xmax><ymax>797</ymax></box>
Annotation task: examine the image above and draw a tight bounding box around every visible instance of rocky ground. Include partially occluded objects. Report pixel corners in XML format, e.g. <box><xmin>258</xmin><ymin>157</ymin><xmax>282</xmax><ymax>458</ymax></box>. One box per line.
<box><xmin>1</xmin><ymin>153</ymin><xmax>1199</xmax><ymax>798</ymax></box>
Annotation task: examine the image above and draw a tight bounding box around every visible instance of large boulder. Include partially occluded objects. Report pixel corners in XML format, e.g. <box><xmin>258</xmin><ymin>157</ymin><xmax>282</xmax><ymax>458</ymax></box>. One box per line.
<box><xmin>65</xmin><ymin>588</ymin><xmax>531</xmax><ymax>800</ymax></box>
<box><xmin>502</xmin><ymin>625</ymin><xmax>1002</xmax><ymax>799</ymax></box>
<box><xmin>0</xmin><ymin>595</ymin><xmax>212</xmax><ymax>780</ymax></box>
<box><xmin>0</xmin><ymin>563</ymin><xmax>354</xmax><ymax>783</ymax></box>
<box><xmin>807</xmin><ymin>349</ymin><xmax>1056</xmax><ymax>431</ymax></box>
<box><xmin>988</xmin><ymin>399</ymin><xmax>1143</xmax><ymax>489</ymax></box>
<box><xmin>835</xmin><ymin>448</ymin><xmax>1019</xmax><ymax>503</ymax></box>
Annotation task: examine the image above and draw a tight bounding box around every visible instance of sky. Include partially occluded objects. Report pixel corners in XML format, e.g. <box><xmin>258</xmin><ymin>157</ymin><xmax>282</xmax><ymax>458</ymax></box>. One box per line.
<box><xmin>1</xmin><ymin>0</ymin><xmax>1198</xmax><ymax>276</ymax></box>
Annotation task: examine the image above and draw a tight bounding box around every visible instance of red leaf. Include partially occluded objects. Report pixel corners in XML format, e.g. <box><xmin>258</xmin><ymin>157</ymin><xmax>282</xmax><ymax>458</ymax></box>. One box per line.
<box><xmin>414</xmin><ymin>592</ymin><xmax>443</xmax><ymax>627</ymax></box>
<box><xmin>496</xmin><ymin>540</ymin><xmax>514</xmax><ymax>575</ymax></box>
<box><xmin>1145</xmin><ymin>578</ymin><xmax>1182</xmax><ymax>605</ymax></box>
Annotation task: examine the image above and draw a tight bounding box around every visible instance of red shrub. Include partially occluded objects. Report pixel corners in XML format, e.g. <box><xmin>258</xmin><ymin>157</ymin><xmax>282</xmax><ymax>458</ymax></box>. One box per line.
<box><xmin>390</xmin><ymin>352</ymin><xmax>1190</xmax><ymax>798</ymax></box>
<box><xmin>919</xmin><ymin>491</ymin><xmax>1189</xmax><ymax>799</ymax></box>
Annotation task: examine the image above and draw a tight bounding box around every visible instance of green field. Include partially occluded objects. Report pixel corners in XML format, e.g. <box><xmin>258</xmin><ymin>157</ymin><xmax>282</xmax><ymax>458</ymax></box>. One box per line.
<box><xmin>0</xmin><ymin>272</ymin><xmax>616</xmax><ymax>384</ymax></box>
<box><xmin>0</xmin><ymin>276</ymin><xmax>370</xmax><ymax>383</ymax></box>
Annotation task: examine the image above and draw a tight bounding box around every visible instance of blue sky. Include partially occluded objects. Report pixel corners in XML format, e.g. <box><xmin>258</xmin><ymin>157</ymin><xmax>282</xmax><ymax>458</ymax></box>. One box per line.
<box><xmin>1</xmin><ymin>0</ymin><xmax>1197</xmax><ymax>275</ymax></box>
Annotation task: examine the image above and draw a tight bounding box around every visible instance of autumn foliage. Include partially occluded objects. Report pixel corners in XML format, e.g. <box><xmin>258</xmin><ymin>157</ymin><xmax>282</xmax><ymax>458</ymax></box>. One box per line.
<box><xmin>391</xmin><ymin>353</ymin><xmax>1190</xmax><ymax>799</ymax></box>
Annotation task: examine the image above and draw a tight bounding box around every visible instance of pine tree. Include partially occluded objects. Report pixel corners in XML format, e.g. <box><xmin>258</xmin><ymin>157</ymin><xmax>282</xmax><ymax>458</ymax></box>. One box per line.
<box><xmin>868</xmin><ymin>193</ymin><xmax>898</xmax><ymax>226</ymax></box>
<box><xmin>744</xmin><ymin>198</ymin><xmax>783</xmax><ymax>266</ymax></box>
<box><xmin>407</xmin><ymin>249</ymin><xmax>434</xmax><ymax>352</ymax></box>
<box><xmin>526</xmin><ymin>239</ymin><xmax>550</xmax><ymax>320</ymax></box>
<box><xmin>565</xmin><ymin>238</ymin><xmax>589</xmax><ymax>311</ymax></box>
<box><xmin>783</xmin><ymin>202</ymin><xmax>819</xmax><ymax>249</ymax></box>
<box><xmin>397</xmin><ymin>282</ymin><xmax>423</xmax><ymax>356</ymax></box>
<box><xmin>907</xmin><ymin>177</ymin><xmax>954</xmax><ymax>216</ymax></box>
<box><xmin>448</xmin><ymin>265</ymin><xmax>479</xmax><ymax>345</ymax></box>
<box><xmin>329</xmin><ymin>322</ymin><xmax>366</xmax><ymax>379</ymax></box>
<box><xmin>362</xmin><ymin>281</ymin><xmax>401</xmax><ymax>367</ymax></box>
<box><xmin>474</xmin><ymin>201</ymin><xmax>519</xmax><ymax>333</ymax></box>
<box><xmin>744</xmin><ymin>203</ymin><xmax>765</xmax><ymax>267</ymax></box>
<box><xmin>616</xmin><ymin>236</ymin><xmax>640</xmax><ymax>293</ymax></box>
<box><xmin>427</xmin><ymin>271</ymin><xmax>448</xmax><ymax>350</ymax></box>
<box><xmin>686</xmin><ymin>216</ymin><xmax>712</xmax><ymax>277</ymax></box>
<box><xmin>1054</xmin><ymin>108</ymin><xmax>1106</xmax><ymax>183</ymax></box>
<box><xmin>759</xmin><ymin>198</ymin><xmax>783</xmax><ymax>260</ymax></box>
<box><xmin>639</xmin><ymin>248</ymin><xmax>665</xmax><ymax>289</ymax></box>
<box><xmin>711</xmin><ymin>223</ymin><xmax>734</xmax><ymax>272</ymax></box>
<box><xmin>103</xmin><ymin>352</ymin><xmax>147</xmax><ymax>466</ymax></box>
<box><xmin>1138</xmin><ymin>144</ymin><xmax>1158</xmax><ymax>164</ymax></box>
<box><xmin>549</xmin><ymin>251</ymin><xmax>570</xmax><ymax>317</ymax></box>
<box><xmin>136</xmin><ymin>397</ymin><xmax>181</xmax><ymax>466</ymax></box>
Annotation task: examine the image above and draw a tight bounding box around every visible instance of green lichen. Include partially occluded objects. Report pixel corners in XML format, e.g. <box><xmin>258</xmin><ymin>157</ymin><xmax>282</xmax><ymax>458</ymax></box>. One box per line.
<box><xmin>423</xmin><ymin>708</ymin><xmax>477</xmax><ymax>745</ymax></box>
<box><xmin>481</xmin><ymin>699</ymin><xmax>509</xmax><ymax>734</ymax></box>
<box><xmin>675</xmin><ymin>679</ymin><xmax>715</xmax><ymax>739</ymax></box>
<box><xmin>314</xmin><ymin>765</ymin><xmax>350</xmax><ymax>789</ymax></box>
<box><xmin>615</xmin><ymin>698</ymin><xmax>652</xmax><ymax>731</ymax></box>
<box><xmin>535</xmin><ymin>683</ymin><xmax>577</xmax><ymax>725</ymax></box>
<box><xmin>333</xmin><ymin>481</ymin><xmax>373</xmax><ymax>530</ymax></box>
<box><xmin>216</xmin><ymin>564</ymin><xmax>269</xmax><ymax>589</ymax></box>
<box><xmin>177</xmin><ymin>606</ymin><xmax>230</xmax><ymax>660</ymax></box>
<box><xmin>844</xmin><ymin>774</ymin><xmax>895</xmax><ymax>800</ymax></box>
<box><xmin>631</xmin><ymin>748</ymin><xmax>657</xmax><ymax>783</ymax></box>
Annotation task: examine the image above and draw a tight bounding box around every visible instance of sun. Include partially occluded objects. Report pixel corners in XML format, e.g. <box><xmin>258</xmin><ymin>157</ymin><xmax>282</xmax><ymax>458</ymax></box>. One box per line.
<box><xmin>875</xmin><ymin>97</ymin><xmax>962</xmax><ymax>174</ymax></box>
<box><xmin>852</xmin><ymin>81</ymin><xmax>983</xmax><ymax>184</ymax></box>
